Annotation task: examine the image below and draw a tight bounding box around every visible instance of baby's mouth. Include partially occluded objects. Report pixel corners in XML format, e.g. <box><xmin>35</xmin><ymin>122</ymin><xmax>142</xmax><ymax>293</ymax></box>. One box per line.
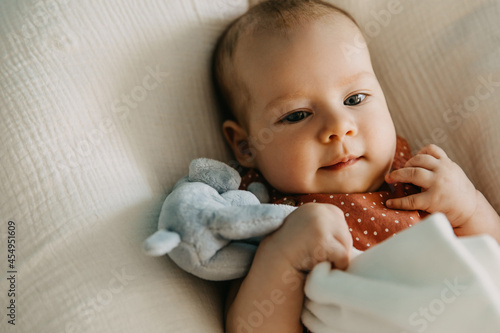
<box><xmin>321</xmin><ymin>156</ymin><xmax>361</xmax><ymax>171</ymax></box>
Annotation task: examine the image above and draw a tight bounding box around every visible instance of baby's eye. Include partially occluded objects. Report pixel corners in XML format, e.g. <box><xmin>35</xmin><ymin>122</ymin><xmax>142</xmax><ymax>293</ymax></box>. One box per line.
<box><xmin>281</xmin><ymin>110</ymin><xmax>311</xmax><ymax>123</ymax></box>
<box><xmin>344</xmin><ymin>93</ymin><xmax>366</xmax><ymax>106</ymax></box>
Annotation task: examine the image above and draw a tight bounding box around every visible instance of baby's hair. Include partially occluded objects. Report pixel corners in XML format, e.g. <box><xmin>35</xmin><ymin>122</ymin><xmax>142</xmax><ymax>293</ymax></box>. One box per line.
<box><xmin>211</xmin><ymin>0</ymin><xmax>358</xmax><ymax>124</ymax></box>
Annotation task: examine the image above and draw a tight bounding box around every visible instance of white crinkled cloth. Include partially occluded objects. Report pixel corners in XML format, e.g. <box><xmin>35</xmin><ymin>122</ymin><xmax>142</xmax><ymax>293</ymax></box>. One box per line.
<box><xmin>302</xmin><ymin>213</ymin><xmax>500</xmax><ymax>333</ymax></box>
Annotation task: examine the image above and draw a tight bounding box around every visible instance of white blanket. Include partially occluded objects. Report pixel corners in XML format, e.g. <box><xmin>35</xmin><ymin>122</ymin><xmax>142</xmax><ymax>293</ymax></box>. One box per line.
<box><xmin>302</xmin><ymin>213</ymin><xmax>500</xmax><ymax>333</ymax></box>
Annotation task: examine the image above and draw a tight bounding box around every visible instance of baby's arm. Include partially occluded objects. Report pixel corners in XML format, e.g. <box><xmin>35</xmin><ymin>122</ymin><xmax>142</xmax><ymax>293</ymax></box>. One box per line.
<box><xmin>385</xmin><ymin>144</ymin><xmax>500</xmax><ymax>243</ymax></box>
<box><xmin>225</xmin><ymin>203</ymin><xmax>352</xmax><ymax>333</ymax></box>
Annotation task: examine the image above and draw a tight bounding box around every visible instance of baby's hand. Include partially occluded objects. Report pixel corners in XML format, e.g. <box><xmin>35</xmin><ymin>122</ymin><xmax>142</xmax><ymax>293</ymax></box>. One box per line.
<box><xmin>262</xmin><ymin>203</ymin><xmax>353</xmax><ymax>274</ymax></box>
<box><xmin>385</xmin><ymin>144</ymin><xmax>477</xmax><ymax>229</ymax></box>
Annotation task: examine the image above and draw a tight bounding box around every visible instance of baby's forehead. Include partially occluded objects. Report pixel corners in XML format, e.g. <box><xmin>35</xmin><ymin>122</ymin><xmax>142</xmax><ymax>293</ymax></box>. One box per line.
<box><xmin>226</xmin><ymin>12</ymin><xmax>364</xmax><ymax>123</ymax></box>
<box><xmin>232</xmin><ymin>18</ymin><xmax>370</xmax><ymax>114</ymax></box>
<box><xmin>236</xmin><ymin>14</ymin><xmax>363</xmax><ymax>64</ymax></box>
<box><xmin>233</xmin><ymin>15</ymin><xmax>366</xmax><ymax>81</ymax></box>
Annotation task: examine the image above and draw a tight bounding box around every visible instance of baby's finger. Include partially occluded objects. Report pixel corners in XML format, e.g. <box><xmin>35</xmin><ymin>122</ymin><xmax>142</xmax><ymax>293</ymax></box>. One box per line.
<box><xmin>313</xmin><ymin>231</ymin><xmax>352</xmax><ymax>271</ymax></box>
<box><xmin>325</xmin><ymin>238</ymin><xmax>351</xmax><ymax>270</ymax></box>
<box><xmin>385</xmin><ymin>167</ymin><xmax>434</xmax><ymax>189</ymax></box>
<box><xmin>416</xmin><ymin>144</ymin><xmax>448</xmax><ymax>160</ymax></box>
<box><xmin>404</xmin><ymin>153</ymin><xmax>440</xmax><ymax>171</ymax></box>
<box><xmin>386</xmin><ymin>193</ymin><xmax>429</xmax><ymax>211</ymax></box>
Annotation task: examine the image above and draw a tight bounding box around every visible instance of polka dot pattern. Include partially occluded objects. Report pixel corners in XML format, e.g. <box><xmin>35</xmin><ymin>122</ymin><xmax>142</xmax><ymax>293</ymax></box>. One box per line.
<box><xmin>239</xmin><ymin>136</ymin><xmax>427</xmax><ymax>251</ymax></box>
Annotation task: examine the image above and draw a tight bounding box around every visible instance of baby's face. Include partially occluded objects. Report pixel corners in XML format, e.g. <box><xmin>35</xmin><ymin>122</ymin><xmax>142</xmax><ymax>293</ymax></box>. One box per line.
<box><xmin>227</xmin><ymin>16</ymin><xmax>396</xmax><ymax>194</ymax></box>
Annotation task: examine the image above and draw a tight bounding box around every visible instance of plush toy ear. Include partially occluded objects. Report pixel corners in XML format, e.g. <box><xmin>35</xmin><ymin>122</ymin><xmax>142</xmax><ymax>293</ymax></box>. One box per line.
<box><xmin>142</xmin><ymin>230</ymin><xmax>181</xmax><ymax>256</ymax></box>
<box><xmin>188</xmin><ymin>158</ymin><xmax>240</xmax><ymax>193</ymax></box>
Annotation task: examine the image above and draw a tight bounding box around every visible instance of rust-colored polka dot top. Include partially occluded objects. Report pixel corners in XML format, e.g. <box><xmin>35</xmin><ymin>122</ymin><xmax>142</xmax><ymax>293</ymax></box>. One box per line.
<box><xmin>239</xmin><ymin>136</ymin><xmax>428</xmax><ymax>251</ymax></box>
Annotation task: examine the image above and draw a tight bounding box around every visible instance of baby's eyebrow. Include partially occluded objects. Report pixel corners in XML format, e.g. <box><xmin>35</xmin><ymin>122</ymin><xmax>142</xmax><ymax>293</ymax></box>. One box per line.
<box><xmin>264</xmin><ymin>92</ymin><xmax>307</xmax><ymax>111</ymax></box>
<box><xmin>264</xmin><ymin>71</ymin><xmax>375</xmax><ymax>111</ymax></box>
<box><xmin>336</xmin><ymin>71</ymin><xmax>375</xmax><ymax>88</ymax></box>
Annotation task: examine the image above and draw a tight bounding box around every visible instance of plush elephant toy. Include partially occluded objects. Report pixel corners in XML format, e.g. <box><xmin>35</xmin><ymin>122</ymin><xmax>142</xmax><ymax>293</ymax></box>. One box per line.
<box><xmin>142</xmin><ymin>158</ymin><xmax>296</xmax><ymax>281</ymax></box>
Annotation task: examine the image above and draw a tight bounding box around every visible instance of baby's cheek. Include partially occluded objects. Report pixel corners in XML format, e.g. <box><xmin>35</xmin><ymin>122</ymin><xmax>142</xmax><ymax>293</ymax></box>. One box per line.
<box><xmin>270</xmin><ymin>167</ymin><xmax>298</xmax><ymax>192</ymax></box>
<box><xmin>257</xmin><ymin>139</ymin><xmax>314</xmax><ymax>193</ymax></box>
<box><xmin>264</xmin><ymin>165</ymin><xmax>307</xmax><ymax>194</ymax></box>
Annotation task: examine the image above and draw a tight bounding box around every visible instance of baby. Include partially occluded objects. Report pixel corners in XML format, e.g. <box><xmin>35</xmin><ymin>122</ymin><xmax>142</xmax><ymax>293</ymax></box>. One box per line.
<box><xmin>211</xmin><ymin>0</ymin><xmax>500</xmax><ymax>332</ymax></box>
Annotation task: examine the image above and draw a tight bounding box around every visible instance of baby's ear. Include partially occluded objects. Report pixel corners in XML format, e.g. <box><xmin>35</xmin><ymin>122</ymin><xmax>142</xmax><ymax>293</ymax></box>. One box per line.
<box><xmin>222</xmin><ymin>120</ymin><xmax>256</xmax><ymax>168</ymax></box>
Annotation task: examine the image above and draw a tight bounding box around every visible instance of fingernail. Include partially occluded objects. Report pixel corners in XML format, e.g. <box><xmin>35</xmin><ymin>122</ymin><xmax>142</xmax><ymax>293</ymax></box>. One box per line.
<box><xmin>386</xmin><ymin>200</ymin><xmax>393</xmax><ymax>208</ymax></box>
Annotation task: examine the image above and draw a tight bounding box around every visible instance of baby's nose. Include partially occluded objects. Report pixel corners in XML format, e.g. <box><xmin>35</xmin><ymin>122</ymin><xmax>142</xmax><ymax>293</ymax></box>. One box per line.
<box><xmin>319</xmin><ymin>112</ymin><xmax>357</xmax><ymax>143</ymax></box>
